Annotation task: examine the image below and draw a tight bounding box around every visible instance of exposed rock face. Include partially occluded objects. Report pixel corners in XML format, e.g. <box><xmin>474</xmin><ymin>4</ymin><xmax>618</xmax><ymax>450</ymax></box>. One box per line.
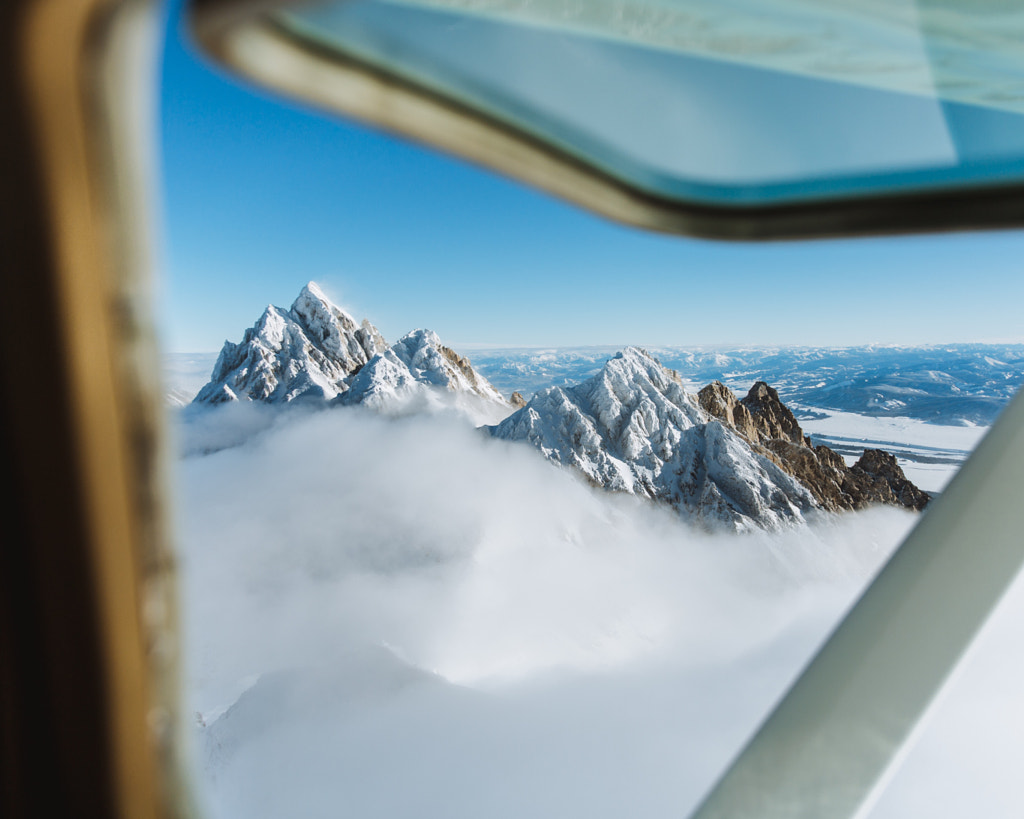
<box><xmin>698</xmin><ymin>382</ymin><xmax>760</xmax><ymax>443</ymax></box>
<box><xmin>700</xmin><ymin>380</ymin><xmax>805</xmax><ymax>446</ymax></box>
<box><xmin>194</xmin><ymin>285</ymin><xmax>927</xmax><ymax>523</ymax></box>
<box><xmin>509</xmin><ymin>391</ymin><xmax>527</xmax><ymax>409</ymax></box>
<box><xmin>489</xmin><ymin>348</ymin><xmax>816</xmax><ymax>530</ymax></box>
<box><xmin>195</xmin><ymin>282</ymin><xmax>387</xmax><ymax>404</ymax></box>
<box><xmin>701</xmin><ymin>381</ymin><xmax>930</xmax><ymax>513</ymax></box>
<box><xmin>741</xmin><ymin>381</ymin><xmax>806</xmax><ymax>445</ymax></box>
<box><xmin>852</xmin><ymin>449</ymin><xmax>930</xmax><ymax>511</ymax></box>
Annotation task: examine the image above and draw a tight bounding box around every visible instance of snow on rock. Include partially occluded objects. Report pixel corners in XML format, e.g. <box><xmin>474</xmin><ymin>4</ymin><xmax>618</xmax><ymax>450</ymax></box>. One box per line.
<box><xmin>489</xmin><ymin>348</ymin><xmax>817</xmax><ymax>530</ymax></box>
<box><xmin>195</xmin><ymin>282</ymin><xmax>386</xmax><ymax>404</ymax></box>
<box><xmin>193</xmin><ymin>284</ymin><xmax>511</xmax><ymax>423</ymax></box>
<box><xmin>701</xmin><ymin>381</ymin><xmax>931</xmax><ymax>513</ymax></box>
<box><xmin>341</xmin><ymin>329</ymin><xmax>511</xmax><ymax>423</ymax></box>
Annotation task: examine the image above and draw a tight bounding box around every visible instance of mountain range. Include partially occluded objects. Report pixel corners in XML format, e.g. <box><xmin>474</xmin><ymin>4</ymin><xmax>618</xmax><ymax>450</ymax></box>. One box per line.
<box><xmin>488</xmin><ymin>349</ymin><xmax>928</xmax><ymax>529</ymax></box>
<box><xmin>192</xmin><ymin>283</ymin><xmax>929</xmax><ymax>529</ymax></box>
<box><xmin>460</xmin><ymin>343</ymin><xmax>1024</xmax><ymax>426</ymax></box>
<box><xmin>195</xmin><ymin>282</ymin><xmax>510</xmax><ymax>422</ymax></box>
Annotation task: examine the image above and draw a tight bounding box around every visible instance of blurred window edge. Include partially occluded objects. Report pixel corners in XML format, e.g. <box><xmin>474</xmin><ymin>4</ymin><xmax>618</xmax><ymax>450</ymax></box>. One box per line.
<box><xmin>2</xmin><ymin>0</ymin><xmax>188</xmax><ymax>817</ymax></box>
<box><xmin>5</xmin><ymin>1</ymin><xmax>1024</xmax><ymax>818</ymax></box>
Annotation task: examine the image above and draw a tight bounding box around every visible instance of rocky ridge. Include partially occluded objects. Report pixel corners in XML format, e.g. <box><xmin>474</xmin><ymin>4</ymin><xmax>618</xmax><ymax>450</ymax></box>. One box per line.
<box><xmin>698</xmin><ymin>380</ymin><xmax>930</xmax><ymax>512</ymax></box>
<box><xmin>489</xmin><ymin>350</ymin><xmax>929</xmax><ymax>529</ymax></box>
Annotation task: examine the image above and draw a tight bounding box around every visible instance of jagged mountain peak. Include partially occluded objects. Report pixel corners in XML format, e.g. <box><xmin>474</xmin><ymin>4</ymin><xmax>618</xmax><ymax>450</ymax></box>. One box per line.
<box><xmin>699</xmin><ymin>380</ymin><xmax>806</xmax><ymax>447</ymax></box>
<box><xmin>601</xmin><ymin>347</ymin><xmax>682</xmax><ymax>387</ymax></box>
<box><xmin>697</xmin><ymin>381</ymin><xmax>761</xmax><ymax>443</ymax></box>
<box><xmin>388</xmin><ymin>328</ymin><xmax>506</xmax><ymax>402</ymax></box>
<box><xmin>296</xmin><ymin>279</ymin><xmax>330</xmax><ymax>303</ymax></box>
<box><xmin>590</xmin><ymin>347</ymin><xmax>689</xmax><ymax>405</ymax></box>
<box><xmin>493</xmin><ymin>352</ymin><xmax>930</xmax><ymax>528</ymax></box>
<box><xmin>193</xmin><ymin>283</ymin><xmax>511</xmax><ymax>422</ymax></box>
<box><xmin>194</xmin><ymin>283</ymin><xmax>387</xmax><ymax>405</ymax></box>
<box><xmin>490</xmin><ymin>350</ymin><xmax>814</xmax><ymax>530</ymax></box>
<box><xmin>698</xmin><ymin>381</ymin><xmax>930</xmax><ymax>513</ymax></box>
<box><xmin>569</xmin><ymin>347</ymin><xmax>702</xmax><ymax>462</ymax></box>
<box><xmin>290</xmin><ymin>282</ymin><xmax>387</xmax><ymax>370</ymax></box>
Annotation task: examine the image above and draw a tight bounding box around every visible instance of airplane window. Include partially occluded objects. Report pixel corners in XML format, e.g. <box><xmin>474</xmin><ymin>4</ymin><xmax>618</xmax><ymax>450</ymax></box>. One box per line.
<box><xmin>162</xmin><ymin>1</ymin><xmax>1024</xmax><ymax>816</ymax></box>
<box><xmin>274</xmin><ymin>0</ymin><xmax>1024</xmax><ymax>205</ymax></box>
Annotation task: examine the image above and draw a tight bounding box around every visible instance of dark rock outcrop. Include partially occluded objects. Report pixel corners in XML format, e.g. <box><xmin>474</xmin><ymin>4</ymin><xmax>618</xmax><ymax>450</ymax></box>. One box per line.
<box><xmin>701</xmin><ymin>381</ymin><xmax>930</xmax><ymax>513</ymax></box>
<box><xmin>850</xmin><ymin>449</ymin><xmax>930</xmax><ymax>511</ymax></box>
<box><xmin>698</xmin><ymin>381</ymin><xmax>760</xmax><ymax>442</ymax></box>
<box><xmin>741</xmin><ymin>381</ymin><xmax>805</xmax><ymax>445</ymax></box>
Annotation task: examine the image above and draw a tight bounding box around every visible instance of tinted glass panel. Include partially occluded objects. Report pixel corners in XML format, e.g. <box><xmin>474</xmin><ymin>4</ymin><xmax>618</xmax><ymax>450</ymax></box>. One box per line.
<box><xmin>277</xmin><ymin>0</ymin><xmax>1024</xmax><ymax>205</ymax></box>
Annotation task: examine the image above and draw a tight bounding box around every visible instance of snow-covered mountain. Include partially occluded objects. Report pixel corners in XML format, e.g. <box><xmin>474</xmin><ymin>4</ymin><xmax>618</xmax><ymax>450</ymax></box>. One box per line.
<box><xmin>461</xmin><ymin>343</ymin><xmax>1024</xmax><ymax>425</ymax></box>
<box><xmin>488</xmin><ymin>348</ymin><xmax>931</xmax><ymax>529</ymax></box>
<box><xmin>195</xmin><ymin>282</ymin><xmax>387</xmax><ymax>404</ymax></box>
<box><xmin>193</xmin><ymin>283</ymin><xmax>510</xmax><ymax>421</ymax></box>
<box><xmin>189</xmin><ymin>287</ymin><xmax>929</xmax><ymax>527</ymax></box>
<box><xmin>488</xmin><ymin>348</ymin><xmax>818</xmax><ymax>530</ymax></box>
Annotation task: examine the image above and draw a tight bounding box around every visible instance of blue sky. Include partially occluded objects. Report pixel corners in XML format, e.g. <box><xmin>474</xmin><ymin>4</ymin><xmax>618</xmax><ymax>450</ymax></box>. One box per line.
<box><xmin>158</xmin><ymin>0</ymin><xmax>1024</xmax><ymax>353</ymax></box>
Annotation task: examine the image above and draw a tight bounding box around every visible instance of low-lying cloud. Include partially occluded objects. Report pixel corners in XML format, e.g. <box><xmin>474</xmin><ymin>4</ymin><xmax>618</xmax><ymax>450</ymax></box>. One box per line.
<box><xmin>173</xmin><ymin>402</ymin><xmax>921</xmax><ymax>818</ymax></box>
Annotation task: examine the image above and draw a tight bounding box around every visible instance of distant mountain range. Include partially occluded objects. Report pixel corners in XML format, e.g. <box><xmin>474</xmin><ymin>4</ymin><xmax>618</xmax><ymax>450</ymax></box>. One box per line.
<box><xmin>188</xmin><ymin>283</ymin><xmax>932</xmax><ymax>529</ymax></box>
<box><xmin>174</xmin><ymin>321</ymin><xmax>1023</xmax><ymax>428</ymax></box>
<box><xmin>460</xmin><ymin>344</ymin><xmax>1024</xmax><ymax>426</ymax></box>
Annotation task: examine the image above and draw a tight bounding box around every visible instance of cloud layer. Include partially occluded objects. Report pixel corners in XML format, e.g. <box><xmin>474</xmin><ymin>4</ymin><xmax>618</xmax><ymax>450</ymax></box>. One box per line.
<box><xmin>173</xmin><ymin>402</ymin><xmax>919</xmax><ymax>818</ymax></box>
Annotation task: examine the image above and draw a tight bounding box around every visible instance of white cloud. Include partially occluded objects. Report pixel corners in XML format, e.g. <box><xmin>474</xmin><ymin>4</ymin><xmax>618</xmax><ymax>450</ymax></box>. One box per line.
<box><xmin>173</xmin><ymin>402</ymin><xmax>919</xmax><ymax>818</ymax></box>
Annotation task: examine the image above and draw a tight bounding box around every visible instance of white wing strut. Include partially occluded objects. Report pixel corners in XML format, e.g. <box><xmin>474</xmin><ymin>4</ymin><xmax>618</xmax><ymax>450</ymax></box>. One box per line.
<box><xmin>688</xmin><ymin>387</ymin><xmax>1024</xmax><ymax>818</ymax></box>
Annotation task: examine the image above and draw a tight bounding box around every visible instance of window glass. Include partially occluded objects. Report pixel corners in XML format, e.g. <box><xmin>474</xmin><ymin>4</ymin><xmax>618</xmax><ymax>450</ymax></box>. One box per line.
<box><xmin>275</xmin><ymin>0</ymin><xmax>1024</xmax><ymax>205</ymax></box>
<box><xmin>163</xmin><ymin>0</ymin><xmax>1024</xmax><ymax>815</ymax></box>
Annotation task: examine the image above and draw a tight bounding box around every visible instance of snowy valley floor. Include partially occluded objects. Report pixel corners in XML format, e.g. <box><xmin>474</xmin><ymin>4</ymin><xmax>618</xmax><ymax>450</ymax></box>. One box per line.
<box><xmin>793</xmin><ymin>405</ymin><xmax>989</xmax><ymax>495</ymax></box>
